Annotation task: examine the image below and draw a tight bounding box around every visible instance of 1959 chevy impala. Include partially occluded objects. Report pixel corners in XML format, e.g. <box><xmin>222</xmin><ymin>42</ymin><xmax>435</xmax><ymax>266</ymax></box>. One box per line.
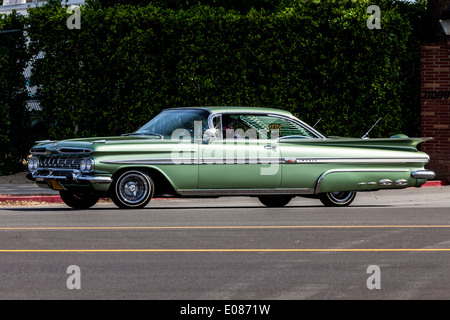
<box><xmin>26</xmin><ymin>107</ymin><xmax>435</xmax><ymax>209</ymax></box>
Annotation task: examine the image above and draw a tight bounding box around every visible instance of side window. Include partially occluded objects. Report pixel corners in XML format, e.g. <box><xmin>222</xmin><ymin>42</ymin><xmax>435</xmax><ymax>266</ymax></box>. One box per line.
<box><xmin>238</xmin><ymin>115</ymin><xmax>316</xmax><ymax>139</ymax></box>
<box><xmin>215</xmin><ymin>113</ymin><xmax>316</xmax><ymax>140</ymax></box>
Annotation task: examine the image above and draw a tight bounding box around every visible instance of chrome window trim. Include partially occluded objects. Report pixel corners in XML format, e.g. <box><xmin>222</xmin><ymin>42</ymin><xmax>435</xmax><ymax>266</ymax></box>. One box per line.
<box><xmin>207</xmin><ymin>111</ymin><xmax>326</xmax><ymax>139</ymax></box>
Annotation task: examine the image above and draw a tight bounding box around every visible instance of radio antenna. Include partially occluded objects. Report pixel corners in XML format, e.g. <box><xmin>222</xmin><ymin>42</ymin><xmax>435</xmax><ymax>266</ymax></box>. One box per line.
<box><xmin>362</xmin><ymin>117</ymin><xmax>382</xmax><ymax>139</ymax></box>
<box><xmin>313</xmin><ymin>118</ymin><xmax>322</xmax><ymax>128</ymax></box>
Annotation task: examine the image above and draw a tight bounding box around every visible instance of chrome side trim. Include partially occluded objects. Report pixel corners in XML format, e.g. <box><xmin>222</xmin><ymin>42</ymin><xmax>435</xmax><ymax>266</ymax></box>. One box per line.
<box><xmin>411</xmin><ymin>170</ymin><xmax>436</xmax><ymax>179</ymax></box>
<box><xmin>379</xmin><ymin>179</ymin><xmax>393</xmax><ymax>186</ymax></box>
<box><xmin>315</xmin><ymin>169</ymin><xmax>410</xmax><ymax>194</ymax></box>
<box><xmin>177</xmin><ymin>188</ymin><xmax>314</xmax><ymax>196</ymax></box>
<box><xmin>101</xmin><ymin>158</ymin><xmax>281</xmax><ymax>165</ymax></box>
<box><xmin>101</xmin><ymin>159</ymin><xmax>188</xmax><ymax>165</ymax></box>
<box><xmin>395</xmin><ymin>179</ymin><xmax>409</xmax><ymax>186</ymax></box>
<box><xmin>76</xmin><ymin>175</ymin><xmax>112</xmax><ymax>183</ymax></box>
<box><xmin>285</xmin><ymin>157</ymin><xmax>429</xmax><ymax>164</ymax></box>
<box><xmin>101</xmin><ymin>157</ymin><xmax>429</xmax><ymax>165</ymax></box>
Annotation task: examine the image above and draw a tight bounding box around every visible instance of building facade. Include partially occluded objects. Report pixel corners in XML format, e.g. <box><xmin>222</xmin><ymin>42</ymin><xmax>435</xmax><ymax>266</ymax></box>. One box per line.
<box><xmin>420</xmin><ymin>44</ymin><xmax>450</xmax><ymax>182</ymax></box>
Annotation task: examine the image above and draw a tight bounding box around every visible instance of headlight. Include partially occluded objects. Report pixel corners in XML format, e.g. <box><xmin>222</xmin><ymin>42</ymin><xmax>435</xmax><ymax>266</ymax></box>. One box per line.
<box><xmin>80</xmin><ymin>158</ymin><xmax>94</xmax><ymax>173</ymax></box>
<box><xmin>27</xmin><ymin>157</ymin><xmax>39</xmax><ymax>171</ymax></box>
<box><xmin>80</xmin><ymin>159</ymin><xmax>86</xmax><ymax>172</ymax></box>
<box><xmin>85</xmin><ymin>159</ymin><xmax>93</xmax><ymax>172</ymax></box>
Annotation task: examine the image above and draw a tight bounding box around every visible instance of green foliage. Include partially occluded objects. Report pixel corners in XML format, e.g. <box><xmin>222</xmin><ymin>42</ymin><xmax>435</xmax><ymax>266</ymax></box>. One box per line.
<box><xmin>0</xmin><ymin>12</ymin><xmax>30</xmax><ymax>175</ymax></box>
<box><xmin>25</xmin><ymin>0</ymin><xmax>425</xmax><ymax>140</ymax></box>
<box><xmin>1</xmin><ymin>0</ymin><xmax>426</xmax><ymax>174</ymax></box>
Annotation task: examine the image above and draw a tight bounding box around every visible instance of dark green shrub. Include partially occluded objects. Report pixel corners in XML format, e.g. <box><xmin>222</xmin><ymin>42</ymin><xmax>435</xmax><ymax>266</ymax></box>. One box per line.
<box><xmin>0</xmin><ymin>12</ymin><xmax>30</xmax><ymax>175</ymax></box>
<box><xmin>24</xmin><ymin>0</ymin><xmax>425</xmax><ymax>141</ymax></box>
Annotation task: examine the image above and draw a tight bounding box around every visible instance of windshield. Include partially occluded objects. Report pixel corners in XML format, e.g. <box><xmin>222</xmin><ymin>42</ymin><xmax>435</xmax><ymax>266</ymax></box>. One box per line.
<box><xmin>136</xmin><ymin>109</ymin><xmax>210</xmax><ymax>138</ymax></box>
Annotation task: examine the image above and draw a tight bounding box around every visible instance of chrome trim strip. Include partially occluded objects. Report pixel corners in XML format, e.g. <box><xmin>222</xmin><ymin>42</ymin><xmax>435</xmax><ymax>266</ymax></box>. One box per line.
<box><xmin>177</xmin><ymin>188</ymin><xmax>314</xmax><ymax>196</ymax></box>
<box><xmin>33</xmin><ymin>172</ymin><xmax>112</xmax><ymax>184</ymax></box>
<box><xmin>282</xmin><ymin>157</ymin><xmax>429</xmax><ymax>164</ymax></box>
<box><xmin>411</xmin><ymin>170</ymin><xmax>436</xmax><ymax>179</ymax></box>
<box><xmin>379</xmin><ymin>179</ymin><xmax>393</xmax><ymax>186</ymax></box>
<box><xmin>101</xmin><ymin>157</ymin><xmax>428</xmax><ymax>166</ymax></box>
<box><xmin>100</xmin><ymin>158</ymin><xmax>281</xmax><ymax>165</ymax></box>
<box><xmin>36</xmin><ymin>168</ymin><xmax>81</xmax><ymax>172</ymax></box>
<box><xmin>101</xmin><ymin>159</ymin><xmax>185</xmax><ymax>165</ymax></box>
<box><xmin>57</xmin><ymin>147</ymin><xmax>92</xmax><ymax>154</ymax></box>
<box><xmin>315</xmin><ymin>169</ymin><xmax>410</xmax><ymax>194</ymax></box>
<box><xmin>76</xmin><ymin>175</ymin><xmax>112</xmax><ymax>183</ymax></box>
<box><xmin>395</xmin><ymin>179</ymin><xmax>409</xmax><ymax>186</ymax></box>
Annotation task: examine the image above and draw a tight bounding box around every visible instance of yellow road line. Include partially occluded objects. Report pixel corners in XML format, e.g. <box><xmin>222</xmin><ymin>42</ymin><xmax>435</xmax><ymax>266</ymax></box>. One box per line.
<box><xmin>1</xmin><ymin>248</ymin><xmax>450</xmax><ymax>253</ymax></box>
<box><xmin>1</xmin><ymin>225</ymin><xmax>450</xmax><ymax>230</ymax></box>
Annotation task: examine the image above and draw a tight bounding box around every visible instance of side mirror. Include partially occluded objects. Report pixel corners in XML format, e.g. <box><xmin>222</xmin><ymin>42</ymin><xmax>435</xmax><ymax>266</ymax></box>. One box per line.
<box><xmin>203</xmin><ymin>128</ymin><xmax>221</xmax><ymax>144</ymax></box>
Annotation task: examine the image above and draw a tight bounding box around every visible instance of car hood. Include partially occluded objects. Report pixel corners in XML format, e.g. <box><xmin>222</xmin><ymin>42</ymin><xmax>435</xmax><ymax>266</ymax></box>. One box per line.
<box><xmin>31</xmin><ymin>135</ymin><xmax>166</xmax><ymax>154</ymax></box>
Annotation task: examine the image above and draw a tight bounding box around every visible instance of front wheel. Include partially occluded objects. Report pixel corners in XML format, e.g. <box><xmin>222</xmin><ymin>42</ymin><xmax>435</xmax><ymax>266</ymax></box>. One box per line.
<box><xmin>319</xmin><ymin>191</ymin><xmax>356</xmax><ymax>207</ymax></box>
<box><xmin>258</xmin><ymin>195</ymin><xmax>293</xmax><ymax>207</ymax></box>
<box><xmin>111</xmin><ymin>170</ymin><xmax>154</xmax><ymax>209</ymax></box>
<box><xmin>59</xmin><ymin>190</ymin><xmax>100</xmax><ymax>209</ymax></box>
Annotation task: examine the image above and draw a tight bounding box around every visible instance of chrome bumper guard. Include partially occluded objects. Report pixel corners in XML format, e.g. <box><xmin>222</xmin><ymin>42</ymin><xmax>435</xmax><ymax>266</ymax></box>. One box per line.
<box><xmin>29</xmin><ymin>171</ymin><xmax>112</xmax><ymax>184</ymax></box>
<box><xmin>411</xmin><ymin>170</ymin><xmax>436</xmax><ymax>180</ymax></box>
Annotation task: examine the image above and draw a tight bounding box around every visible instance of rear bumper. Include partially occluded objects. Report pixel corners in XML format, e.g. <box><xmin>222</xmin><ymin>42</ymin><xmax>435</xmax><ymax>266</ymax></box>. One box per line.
<box><xmin>411</xmin><ymin>170</ymin><xmax>436</xmax><ymax>180</ymax></box>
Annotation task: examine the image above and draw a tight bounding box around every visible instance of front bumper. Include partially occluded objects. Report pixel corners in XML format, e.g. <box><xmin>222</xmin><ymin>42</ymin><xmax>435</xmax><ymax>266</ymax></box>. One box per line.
<box><xmin>27</xmin><ymin>170</ymin><xmax>112</xmax><ymax>184</ymax></box>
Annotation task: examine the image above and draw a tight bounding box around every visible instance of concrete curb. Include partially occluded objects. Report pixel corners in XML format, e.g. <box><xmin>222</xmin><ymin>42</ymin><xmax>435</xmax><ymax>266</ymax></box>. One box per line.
<box><xmin>0</xmin><ymin>180</ymin><xmax>447</xmax><ymax>203</ymax></box>
<box><xmin>0</xmin><ymin>195</ymin><xmax>64</xmax><ymax>203</ymax></box>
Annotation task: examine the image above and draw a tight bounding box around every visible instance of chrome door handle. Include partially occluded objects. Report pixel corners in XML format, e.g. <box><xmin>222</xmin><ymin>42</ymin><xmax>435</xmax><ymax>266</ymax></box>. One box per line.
<box><xmin>264</xmin><ymin>145</ymin><xmax>277</xmax><ymax>150</ymax></box>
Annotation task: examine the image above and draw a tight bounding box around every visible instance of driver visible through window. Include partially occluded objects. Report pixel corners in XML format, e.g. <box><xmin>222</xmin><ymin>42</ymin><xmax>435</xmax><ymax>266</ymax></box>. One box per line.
<box><xmin>220</xmin><ymin>114</ymin><xmax>317</xmax><ymax>139</ymax></box>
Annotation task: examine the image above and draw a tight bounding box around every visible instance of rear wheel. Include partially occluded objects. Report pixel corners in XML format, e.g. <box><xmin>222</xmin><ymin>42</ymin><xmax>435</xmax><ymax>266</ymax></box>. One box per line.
<box><xmin>59</xmin><ymin>190</ymin><xmax>100</xmax><ymax>209</ymax></box>
<box><xmin>319</xmin><ymin>191</ymin><xmax>356</xmax><ymax>207</ymax></box>
<box><xmin>258</xmin><ymin>195</ymin><xmax>293</xmax><ymax>207</ymax></box>
<box><xmin>111</xmin><ymin>170</ymin><xmax>154</xmax><ymax>209</ymax></box>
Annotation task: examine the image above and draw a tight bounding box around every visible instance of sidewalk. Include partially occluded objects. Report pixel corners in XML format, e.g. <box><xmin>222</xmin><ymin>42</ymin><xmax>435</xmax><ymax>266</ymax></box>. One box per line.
<box><xmin>0</xmin><ymin>183</ymin><xmax>62</xmax><ymax>203</ymax></box>
<box><xmin>0</xmin><ymin>180</ymin><xmax>447</xmax><ymax>204</ymax></box>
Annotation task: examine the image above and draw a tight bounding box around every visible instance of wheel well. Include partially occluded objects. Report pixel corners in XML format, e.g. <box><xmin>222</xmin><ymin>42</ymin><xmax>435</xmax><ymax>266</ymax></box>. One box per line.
<box><xmin>110</xmin><ymin>167</ymin><xmax>177</xmax><ymax>197</ymax></box>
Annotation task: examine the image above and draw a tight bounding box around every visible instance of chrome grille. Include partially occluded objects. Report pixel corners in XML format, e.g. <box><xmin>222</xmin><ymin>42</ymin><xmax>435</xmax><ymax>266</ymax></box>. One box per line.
<box><xmin>40</xmin><ymin>155</ymin><xmax>82</xmax><ymax>170</ymax></box>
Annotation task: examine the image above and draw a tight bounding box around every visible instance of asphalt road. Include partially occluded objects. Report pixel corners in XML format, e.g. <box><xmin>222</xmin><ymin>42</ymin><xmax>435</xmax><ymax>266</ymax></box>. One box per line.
<box><xmin>0</xmin><ymin>186</ymin><xmax>450</xmax><ymax>302</ymax></box>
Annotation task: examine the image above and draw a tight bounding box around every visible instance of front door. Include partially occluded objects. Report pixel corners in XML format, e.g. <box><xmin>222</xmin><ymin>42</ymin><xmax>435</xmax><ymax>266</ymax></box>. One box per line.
<box><xmin>198</xmin><ymin>137</ymin><xmax>281</xmax><ymax>189</ymax></box>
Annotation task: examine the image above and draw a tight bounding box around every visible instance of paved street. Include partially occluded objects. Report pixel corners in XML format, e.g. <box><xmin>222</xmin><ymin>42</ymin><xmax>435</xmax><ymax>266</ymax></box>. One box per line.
<box><xmin>0</xmin><ymin>186</ymin><xmax>449</xmax><ymax>301</ymax></box>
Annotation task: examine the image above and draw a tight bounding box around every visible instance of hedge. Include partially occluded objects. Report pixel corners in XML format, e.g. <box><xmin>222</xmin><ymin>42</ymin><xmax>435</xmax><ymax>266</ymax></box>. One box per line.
<box><xmin>0</xmin><ymin>12</ymin><xmax>30</xmax><ymax>175</ymax></box>
<box><xmin>1</xmin><ymin>0</ymin><xmax>427</xmax><ymax>174</ymax></box>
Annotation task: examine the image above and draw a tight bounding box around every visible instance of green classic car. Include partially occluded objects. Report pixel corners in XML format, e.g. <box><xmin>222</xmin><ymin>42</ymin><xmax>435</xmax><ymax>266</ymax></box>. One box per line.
<box><xmin>26</xmin><ymin>107</ymin><xmax>435</xmax><ymax>209</ymax></box>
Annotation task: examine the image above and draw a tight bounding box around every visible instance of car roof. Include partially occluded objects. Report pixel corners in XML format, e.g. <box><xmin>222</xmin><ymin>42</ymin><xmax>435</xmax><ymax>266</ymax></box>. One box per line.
<box><xmin>164</xmin><ymin>106</ymin><xmax>294</xmax><ymax>117</ymax></box>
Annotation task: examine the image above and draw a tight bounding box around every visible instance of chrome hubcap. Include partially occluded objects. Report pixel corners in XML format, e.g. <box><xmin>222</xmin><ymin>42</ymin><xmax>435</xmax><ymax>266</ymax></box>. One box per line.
<box><xmin>329</xmin><ymin>191</ymin><xmax>354</xmax><ymax>203</ymax></box>
<box><xmin>118</xmin><ymin>173</ymin><xmax>149</xmax><ymax>204</ymax></box>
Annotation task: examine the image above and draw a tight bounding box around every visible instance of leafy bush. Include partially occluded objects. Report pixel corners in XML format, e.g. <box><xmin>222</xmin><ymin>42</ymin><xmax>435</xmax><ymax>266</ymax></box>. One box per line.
<box><xmin>25</xmin><ymin>0</ymin><xmax>425</xmax><ymax>141</ymax></box>
<box><xmin>0</xmin><ymin>0</ymin><xmax>426</xmax><ymax>174</ymax></box>
<box><xmin>0</xmin><ymin>12</ymin><xmax>30</xmax><ymax>175</ymax></box>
